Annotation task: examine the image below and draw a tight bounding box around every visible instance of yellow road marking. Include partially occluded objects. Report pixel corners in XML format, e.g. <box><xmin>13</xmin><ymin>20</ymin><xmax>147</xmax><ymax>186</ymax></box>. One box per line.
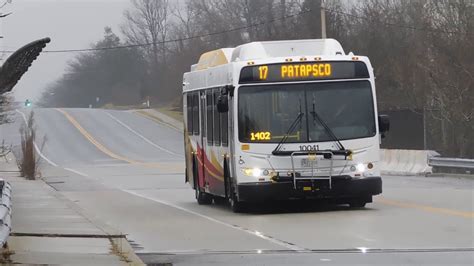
<box><xmin>378</xmin><ymin>197</ymin><xmax>474</xmax><ymax>219</ymax></box>
<box><xmin>57</xmin><ymin>108</ymin><xmax>182</xmax><ymax>170</ymax></box>
<box><xmin>57</xmin><ymin>109</ymin><xmax>142</xmax><ymax>164</ymax></box>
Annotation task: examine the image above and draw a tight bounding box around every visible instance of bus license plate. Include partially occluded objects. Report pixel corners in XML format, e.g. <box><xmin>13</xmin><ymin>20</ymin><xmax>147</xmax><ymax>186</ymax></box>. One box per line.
<box><xmin>301</xmin><ymin>158</ymin><xmax>317</xmax><ymax>168</ymax></box>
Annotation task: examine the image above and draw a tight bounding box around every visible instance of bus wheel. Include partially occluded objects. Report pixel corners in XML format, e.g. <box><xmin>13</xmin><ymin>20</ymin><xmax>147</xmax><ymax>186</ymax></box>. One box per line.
<box><xmin>349</xmin><ymin>199</ymin><xmax>367</xmax><ymax>208</ymax></box>
<box><xmin>196</xmin><ymin>189</ymin><xmax>212</xmax><ymax>205</ymax></box>
<box><xmin>229</xmin><ymin>190</ymin><xmax>246</xmax><ymax>213</ymax></box>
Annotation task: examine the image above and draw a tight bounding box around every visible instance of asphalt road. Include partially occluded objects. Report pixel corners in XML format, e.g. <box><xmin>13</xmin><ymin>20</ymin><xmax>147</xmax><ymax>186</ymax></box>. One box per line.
<box><xmin>3</xmin><ymin>108</ymin><xmax>473</xmax><ymax>265</ymax></box>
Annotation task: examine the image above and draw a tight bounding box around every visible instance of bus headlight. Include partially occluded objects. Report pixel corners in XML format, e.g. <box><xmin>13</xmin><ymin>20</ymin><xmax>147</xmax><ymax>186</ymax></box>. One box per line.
<box><xmin>350</xmin><ymin>163</ymin><xmax>373</xmax><ymax>173</ymax></box>
<box><xmin>356</xmin><ymin>163</ymin><xmax>366</xmax><ymax>173</ymax></box>
<box><xmin>243</xmin><ymin>167</ymin><xmax>263</xmax><ymax>177</ymax></box>
<box><xmin>242</xmin><ymin>168</ymin><xmax>273</xmax><ymax>177</ymax></box>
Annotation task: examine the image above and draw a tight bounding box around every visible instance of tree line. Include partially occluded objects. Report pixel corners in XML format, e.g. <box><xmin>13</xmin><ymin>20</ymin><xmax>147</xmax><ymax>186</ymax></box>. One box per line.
<box><xmin>39</xmin><ymin>0</ymin><xmax>473</xmax><ymax>157</ymax></box>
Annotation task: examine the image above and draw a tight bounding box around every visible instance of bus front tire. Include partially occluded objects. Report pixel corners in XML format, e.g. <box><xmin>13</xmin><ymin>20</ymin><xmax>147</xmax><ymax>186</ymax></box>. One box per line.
<box><xmin>196</xmin><ymin>189</ymin><xmax>212</xmax><ymax>205</ymax></box>
<box><xmin>349</xmin><ymin>199</ymin><xmax>367</xmax><ymax>208</ymax></box>
<box><xmin>229</xmin><ymin>191</ymin><xmax>247</xmax><ymax>213</ymax></box>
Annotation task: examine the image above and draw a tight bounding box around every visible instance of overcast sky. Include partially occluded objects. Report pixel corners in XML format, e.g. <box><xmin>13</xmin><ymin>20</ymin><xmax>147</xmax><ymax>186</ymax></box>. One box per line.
<box><xmin>1</xmin><ymin>0</ymin><xmax>130</xmax><ymax>102</ymax></box>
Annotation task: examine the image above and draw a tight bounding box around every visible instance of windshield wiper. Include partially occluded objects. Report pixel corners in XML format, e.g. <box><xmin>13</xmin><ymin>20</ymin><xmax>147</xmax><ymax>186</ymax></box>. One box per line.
<box><xmin>310</xmin><ymin>103</ymin><xmax>346</xmax><ymax>151</ymax></box>
<box><xmin>272</xmin><ymin>107</ymin><xmax>304</xmax><ymax>155</ymax></box>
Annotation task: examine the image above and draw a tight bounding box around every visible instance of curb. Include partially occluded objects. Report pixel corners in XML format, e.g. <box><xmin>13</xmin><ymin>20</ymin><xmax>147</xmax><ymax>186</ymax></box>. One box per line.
<box><xmin>426</xmin><ymin>173</ymin><xmax>474</xmax><ymax>179</ymax></box>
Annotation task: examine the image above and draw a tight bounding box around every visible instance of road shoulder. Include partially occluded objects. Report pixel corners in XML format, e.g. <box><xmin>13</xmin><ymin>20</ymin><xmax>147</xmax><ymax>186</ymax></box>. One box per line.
<box><xmin>133</xmin><ymin>108</ymin><xmax>183</xmax><ymax>132</ymax></box>
<box><xmin>0</xmin><ymin>152</ymin><xmax>143</xmax><ymax>265</ymax></box>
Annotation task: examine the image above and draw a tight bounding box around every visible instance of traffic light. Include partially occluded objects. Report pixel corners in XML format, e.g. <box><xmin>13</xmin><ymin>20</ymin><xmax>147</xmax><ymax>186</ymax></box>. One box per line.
<box><xmin>25</xmin><ymin>99</ymin><xmax>32</xmax><ymax>107</ymax></box>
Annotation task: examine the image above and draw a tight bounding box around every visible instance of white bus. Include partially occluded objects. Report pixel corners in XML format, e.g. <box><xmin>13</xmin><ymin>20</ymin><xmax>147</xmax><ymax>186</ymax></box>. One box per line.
<box><xmin>183</xmin><ymin>39</ymin><xmax>389</xmax><ymax>212</ymax></box>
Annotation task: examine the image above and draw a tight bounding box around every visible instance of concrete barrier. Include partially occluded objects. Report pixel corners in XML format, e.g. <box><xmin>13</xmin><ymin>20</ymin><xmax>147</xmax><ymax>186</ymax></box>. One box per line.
<box><xmin>380</xmin><ymin>149</ymin><xmax>440</xmax><ymax>176</ymax></box>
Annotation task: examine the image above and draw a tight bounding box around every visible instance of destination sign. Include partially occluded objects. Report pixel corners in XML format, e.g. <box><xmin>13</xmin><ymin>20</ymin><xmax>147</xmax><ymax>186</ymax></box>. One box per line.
<box><xmin>239</xmin><ymin>61</ymin><xmax>369</xmax><ymax>83</ymax></box>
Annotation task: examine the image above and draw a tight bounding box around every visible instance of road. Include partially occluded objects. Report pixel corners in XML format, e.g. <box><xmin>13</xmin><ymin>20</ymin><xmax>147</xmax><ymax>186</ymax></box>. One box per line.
<box><xmin>2</xmin><ymin>108</ymin><xmax>473</xmax><ymax>265</ymax></box>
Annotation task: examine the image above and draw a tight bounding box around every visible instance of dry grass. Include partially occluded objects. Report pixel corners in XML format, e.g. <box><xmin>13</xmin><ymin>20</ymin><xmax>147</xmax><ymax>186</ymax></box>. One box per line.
<box><xmin>17</xmin><ymin>112</ymin><xmax>41</xmax><ymax>180</ymax></box>
<box><xmin>101</xmin><ymin>103</ymin><xmax>148</xmax><ymax>110</ymax></box>
<box><xmin>156</xmin><ymin>107</ymin><xmax>183</xmax><ymax>122</ymax></box>
<box><xmin>108</xmin><ymin>238</ymin><xmax>132</xmax><ymax>264</ymax></box>
<box><xmin>0</xmin><ymin>246</ymin><xmax>13</xmax><ymax>264</ymax></box>
<box><xmin>154</xmin><ymin>96</ymin><xmax>183</xmax><ymax>122</ymax></box>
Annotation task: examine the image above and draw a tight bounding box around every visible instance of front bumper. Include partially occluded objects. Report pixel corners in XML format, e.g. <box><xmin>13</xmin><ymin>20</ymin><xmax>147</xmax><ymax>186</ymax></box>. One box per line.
<box><xmin>237</xmin><ymin>176</ymin><xmax>382</xmax><ymax>202</ymax></box>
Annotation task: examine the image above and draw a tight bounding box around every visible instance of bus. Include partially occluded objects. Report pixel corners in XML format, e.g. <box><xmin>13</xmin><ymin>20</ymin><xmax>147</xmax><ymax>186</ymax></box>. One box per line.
<box><xmin>183</xmin><ymin>39</ymin><xmax>389</xmax><ymax>212</ymax></box>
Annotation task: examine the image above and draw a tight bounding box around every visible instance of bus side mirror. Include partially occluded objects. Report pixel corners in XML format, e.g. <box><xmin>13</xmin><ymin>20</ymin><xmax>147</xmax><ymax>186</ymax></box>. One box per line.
<box><xmin>217</xmin><ymin>95</ymin><xmax>228</xmax><ymax>113</ymax></box>
<box><xmin>378</xmin><ymin>114</ymin><xmax>390</xmax><ymax>138</ymax></box>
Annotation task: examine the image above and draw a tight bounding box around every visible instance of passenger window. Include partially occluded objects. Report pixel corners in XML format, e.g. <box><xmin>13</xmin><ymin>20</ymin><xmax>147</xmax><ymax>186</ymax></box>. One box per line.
<box><xmin>187</xmin><ymin>94</ymin><xmax>193</xmax><ymax>135</ymax></box>
<box><xmin>213</xmin><ymin>89</ymin><xmax>221</xmax><ymax>146</ymax></box>
<box><xmin>200</xmin><ymin>92</ymin><xmax>205</xmax><ymax>137</ymax></box>
<box><xmin>221</xmin><ymin>104</ymin><xmax>229</xmax><ymax>147</ymax></box>
<box><xmin>206</xmin><ymin>91</ymin><xmax>213</xmax><ymax>144</ymax></box>
<box><xmin>192</xmin><ymin>93</ymin><xmax>199</xmax><ymax>135</ymax></box>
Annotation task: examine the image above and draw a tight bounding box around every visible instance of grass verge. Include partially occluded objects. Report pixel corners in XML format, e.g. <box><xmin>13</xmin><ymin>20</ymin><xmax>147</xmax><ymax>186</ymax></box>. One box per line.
<box><xmin>156</xmin><ymin>107</ymin><xmax>183</xmax><ymax>122</ymax></box>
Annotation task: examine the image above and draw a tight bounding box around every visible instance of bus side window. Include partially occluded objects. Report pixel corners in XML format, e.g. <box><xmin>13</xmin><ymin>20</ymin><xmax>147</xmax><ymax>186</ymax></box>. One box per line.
<box><xmin>193</xmin><ymin>93</ymin><xmax>199</xmax><ymax>135</ymax></box>
<box><xmin>206</xmin><ymin>91</ymin><xmax>213</xmax><ymax>145</ymax></box>
<box><xmin>213</xmin><ymin>89</ymin><xmax>221</xmax><ymax>146</ymax></box>
<box><xmin>187</xmin><ymin>94</ymin><xmax>193</xmax><ymax>135</ymax></box>
<box><xmin>199</xmin><ymin>92</ymin><xmax>205</xmax><ymax>138</ymax></box>
<box><xmin>221</xmin><ymin>95</ymin><xmax>229</xmax><ymax>147</ymax></box>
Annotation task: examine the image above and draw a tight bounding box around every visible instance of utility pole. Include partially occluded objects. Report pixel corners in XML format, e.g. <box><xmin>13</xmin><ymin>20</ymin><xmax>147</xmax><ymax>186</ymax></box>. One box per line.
<box><xmin>423</xmin><ymin>105</ymin><xmax>427</xmax><ymax>150</ymax></box>
<box><xmin>320</xmin><ymin>0</ymin><xmax>327</xmax><ymax>39</ymax></box>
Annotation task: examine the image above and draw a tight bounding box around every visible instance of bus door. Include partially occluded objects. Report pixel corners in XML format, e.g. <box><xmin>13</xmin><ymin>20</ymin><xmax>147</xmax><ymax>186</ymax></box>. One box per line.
<box><xmin>198</xmin><ymin>91</ymin><xmax>207</xmax><ymax>190</ymax></box>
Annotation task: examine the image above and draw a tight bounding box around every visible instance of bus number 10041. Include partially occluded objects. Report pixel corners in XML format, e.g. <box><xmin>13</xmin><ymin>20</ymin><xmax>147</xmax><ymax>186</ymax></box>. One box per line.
<box><xmin>299</xmin><ymin>145</ymin><xmax>320</xmax><ymax>151</ymax></box>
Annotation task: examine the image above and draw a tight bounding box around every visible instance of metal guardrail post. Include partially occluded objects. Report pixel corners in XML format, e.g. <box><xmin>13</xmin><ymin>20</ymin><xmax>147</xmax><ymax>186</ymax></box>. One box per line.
<box><xmin>0</xmin><ymin>179</ymin><xmax>12</xmax><ymax>247</ymax></box>
<box><xmin>428</xmin><ymin>157</ymin><xmax>474</xmax><ymax>169</ymax></box>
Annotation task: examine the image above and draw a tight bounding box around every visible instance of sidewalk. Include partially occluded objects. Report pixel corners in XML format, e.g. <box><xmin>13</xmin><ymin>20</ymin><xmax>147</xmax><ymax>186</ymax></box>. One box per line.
<box><xmin>0</xmin><ymin>152</ymin><xmax>143</xmax><ymax>265</ymax></box>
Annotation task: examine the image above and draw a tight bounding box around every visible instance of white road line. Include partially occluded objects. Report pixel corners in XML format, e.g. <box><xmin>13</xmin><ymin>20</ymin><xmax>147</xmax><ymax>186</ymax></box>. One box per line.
<box><xmin>16</xmin><ymin>109</ymin><xmax>88</xmax><ymax>178</ymax></box>
<box><xmin>124</xmin><ymin>189</ymin><xmax>307</xmax><ymax>252</ymax></box>
<box><xmin>106</xmin><ymin>112</ymin><xmax>182</xmax><ymax>157</ymax></box>
<box><xmin>33</xmin><ymin>141</ymin><xmax>58</xmax><ymax>167</ymax></box>
<box><xmin>15</xmin><ymin>109</ymin><xmax>58</xmax><ymax>167</ymax></box>
<box><xmin>64</xmin><ymin>167</ymin><xmax>89</xmax><ymax>177</ymax></box>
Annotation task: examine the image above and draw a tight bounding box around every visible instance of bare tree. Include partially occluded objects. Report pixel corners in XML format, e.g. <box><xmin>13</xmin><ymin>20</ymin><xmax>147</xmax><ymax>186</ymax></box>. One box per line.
<box><xmin>0</xmin><ymin>0</ymin><xmax>12</xmax><ymax>10</ymax></box>
<box><xmin>421</xmin><ymin>0</ymin><xmax>474</xmax><ymax>157</ymax></box>
<box><xmin>122</xmin><ymin>0</ymin><xmax>170</xmax><ymax>100</ymax></box>
<box><xmin>40</xmin><ymin>0</ymin><xmax>474</xmax><ymax>157</ymax></box>
<box><xmin>123</xmin><ymin>0</ymin><xmax>169</xmax><ymax>66</ymax></box>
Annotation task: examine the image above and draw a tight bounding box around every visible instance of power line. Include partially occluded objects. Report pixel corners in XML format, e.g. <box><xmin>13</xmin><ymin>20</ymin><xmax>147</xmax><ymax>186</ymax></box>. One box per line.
<box><xmin>1</xmin><ymin>8</ymin><xmax>313</xmax><ymax>54</ymax></box>
<box><xmin>1</xmin><ymin>5</ymin><xmax>468</xmax><ymax>54</ymax></box>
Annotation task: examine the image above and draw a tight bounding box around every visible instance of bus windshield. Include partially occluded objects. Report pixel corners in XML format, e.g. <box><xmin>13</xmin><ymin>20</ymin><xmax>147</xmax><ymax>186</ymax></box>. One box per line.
<box><xmin>238</xmin><ymin>81</ymin><xmax>376</xmax><ymax>143</ymax></box>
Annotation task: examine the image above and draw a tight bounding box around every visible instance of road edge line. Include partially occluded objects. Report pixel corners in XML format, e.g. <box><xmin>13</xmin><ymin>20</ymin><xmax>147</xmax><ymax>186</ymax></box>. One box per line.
<box><xmin>124</xmin><ymin>189</ymin><xmax>307</xmax><ymax>252</ymax></box>
<box><xmin>106</xmin><ymin>112</ymin><xmax>181</xmax><ymax>157</ymax></box>
<box><xmin>16</xmin><ymin>109</ymin><xmax>94</xmax><ymax>177</ymax></box>
<box><xmin>15</xmin><ymin>109</ymin><xmax>59</xmax><ymax>167</ymax></box>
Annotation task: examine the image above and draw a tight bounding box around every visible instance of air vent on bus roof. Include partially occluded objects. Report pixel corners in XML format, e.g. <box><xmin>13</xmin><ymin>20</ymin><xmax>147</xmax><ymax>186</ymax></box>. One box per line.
<box><xmin>231</xmin><ymin>39</ymin><xmax>345</xmax><ymax>62</ymax></box>
<box><xmin>194</xmin><ymin>48</ymin><xmax>234</xmax><ymax>71</ymax></box>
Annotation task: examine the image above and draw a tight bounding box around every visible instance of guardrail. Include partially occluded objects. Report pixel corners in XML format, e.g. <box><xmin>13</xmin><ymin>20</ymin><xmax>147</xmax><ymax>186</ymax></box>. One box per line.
<box><xmin>0</xmin><ymin>142</ymin><xmax>12</xmax><ymax>162</ymax></box>
<box><xmin>428</xmin><ymin>157</ymin><xmax>474</xmax><ymax>174</ymax></box>
<box><xmin>0</xmin><ymin>179</ymin><xmax>12</xmax><ymax>247</ymax></box>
